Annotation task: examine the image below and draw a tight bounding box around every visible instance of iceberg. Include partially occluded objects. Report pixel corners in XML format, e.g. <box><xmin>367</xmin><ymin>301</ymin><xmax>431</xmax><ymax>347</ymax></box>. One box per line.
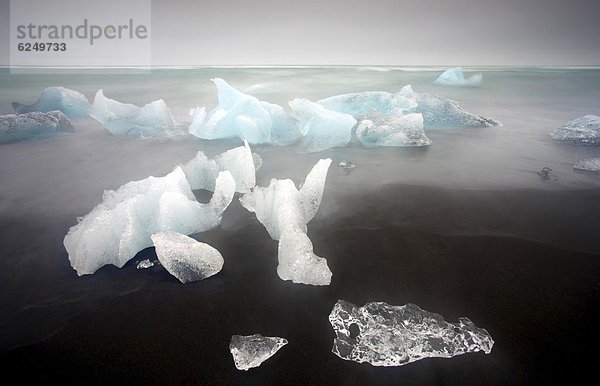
<box><xmin>230</xmin><ymin>334</ymin><xmax>288</xmax><ymax>371</ymax></box>
<box><xmin>551</xmin><ymin>115</ymin><xmax>600</xmax><ymax>145</ymax></box>
<box><xmin>289</xmin><ymin>99</ymin><xmax>356</xmax><ymax>153</ymax></box>
<box><xmin>434</xmin><ymin>67</ymin><xmax>483</xmax><ymax>87</ymax></box>
<box><xmin>11</xmin><ymin>87</ymin><xmax>92</xmax><ymax>118</ymax></box>
<box><xmin>181</xmin><ymin>141</ymin><xmax>258</xmax><ymax>193</ymax></box>
<box><xmin>64</xmin><ymin>167</ymin><xmax>235</xmax><ymax>276</ymax></box>
<box><xmin>574</xmin><ymin>157</ymin><xmax>600</xmax><ymax>173</ymax></box>
<box><xmin>91</xmin><ymin>90</ymin><xmax>182</xmax><ymax>137</ymax></box>
<box><xmin>356</xmin><ymin>113</ymin><xmax>431</xmax><ymax>147</ymax></box>
<box><xmin>151</xmin><ymin>231</ymin><xmax>224</xmax><ymax>283</ymax></box>
<box><xmin>0</xmin><ymin>110</ymin><xmax>73</xmax><ymax>144</ymax></box>
<box><xmin>329</xmin><ymin>300</ymin><xmax>494</xmax><ymax>367</ymax></box>
<box><xmin>240</xmin><ymin>159</ymin><xmax>333</xmax><ymax>285</ymax></box>
<box><xmin>190</xmin><ymin>78</ymin><xmax>300</xmax><ymax>145</ymax></box>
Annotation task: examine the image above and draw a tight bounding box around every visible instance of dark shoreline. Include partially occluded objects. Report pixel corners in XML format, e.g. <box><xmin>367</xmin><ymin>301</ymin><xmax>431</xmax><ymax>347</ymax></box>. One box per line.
<box><xmin>1</xmin><ymin>184</ymin><xmax>600</xmax><ymax>384</ymax></box>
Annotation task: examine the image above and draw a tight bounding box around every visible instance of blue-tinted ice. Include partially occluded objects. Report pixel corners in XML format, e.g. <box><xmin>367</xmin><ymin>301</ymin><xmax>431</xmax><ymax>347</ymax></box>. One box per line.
<box><xmin>12</xmin><ymin>87</ymin><xmax>92</xmax><ymax>118</ymax></box>
<box><xmin>434</xmin><ymin>67</ymin><xmax>483</xmax><ymax>87</ymax></box>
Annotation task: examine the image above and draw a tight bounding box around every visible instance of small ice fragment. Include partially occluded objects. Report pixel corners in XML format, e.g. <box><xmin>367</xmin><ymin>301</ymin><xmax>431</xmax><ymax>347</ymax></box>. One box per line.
<box><xmin>574</xmin><ymin>157</ymin><xmax>600</xmax><ymax>173</ymax></box>
<box><xmin>551</xmin><ymin>115</ymin><xmax>600</xmax><ymax>145</ymax></box>
<box><xmin>229</xmin><ymin>334</ymin><xmax>288</xmax><ymax>371</ymax></box>
<box><xmin>151</xmin><ymin>231</ymin><xmax>224</xmax><ymax>283</ymax></box>
<box><xmin>12</xmin><ymin>87</ymin><xmax>92</xmax><ymax>118</ymax></box>
<box><xmin>136</xmin><ymin>259</ymin><xmax>154</xmax><ymax>269</ymax></box>
<box><xmin>434</xmin><ymin>67</ymin><xmax>483</xmax><ymax>87</ymax></box>
<box><xmin>0</xmin><ymin>110</ymin><xmax>73</xmax><ymax>144</ymax></box>
<box><xmin>329</xmin><ymin>300</ymin><xmax>494</xmax><ymax>367</ymax></box>
<box><xmin>338</xmin><ymin>160</ymin><xmax>355</xmax><ymax>170</ymax></box>
<box><xmin>537</xmin><ymin>166</ymin><xmax>552</xmax><ymax>180</ymax></box>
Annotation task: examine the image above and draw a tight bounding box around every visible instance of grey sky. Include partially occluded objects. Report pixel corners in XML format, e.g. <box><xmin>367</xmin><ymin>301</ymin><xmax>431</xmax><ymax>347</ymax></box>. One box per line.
<box><xmin>1</xmin><ymin>0</ymin><xmax>599</xmax><ymax>66</ymax></box>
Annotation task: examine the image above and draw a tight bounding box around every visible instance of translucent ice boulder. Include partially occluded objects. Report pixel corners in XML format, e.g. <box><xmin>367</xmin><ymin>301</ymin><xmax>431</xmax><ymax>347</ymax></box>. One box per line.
<box><xmin>181</xmin><ymin>141</ymin><xmax>259</xmax><ymax>193</ymax></box>
<box><xmin>12</xmin><ymin>87</ymin><xmax>92</xmax><ymax>118</ymax></box>
<box><xmin>289</xmin><ymin>99</ymin><xmax>356</xmax><ymax>153</ymax></box>
<box><xmin>230</xmin><ymin>334</ymin><xmax>288</xmax><ymax>371</ymax></box>
<box><xmin>190</xmin><ymin>78</ymin><xmax>300</xmax><ymax>145</ymax></box>
<box><xmin>574</xmin><ymin>157</ymin><xmax>600</xmax><ymax>172</ymax></box>
<box><xmin>91</xmin><ymin>90</ymin><xmax>182</xmax><ymax>137</ymax></box>
<box><xmin>0</xmin><ymin>110</ymin><xmax>73</xmax><ymax>144</ymax></box>
<box><xmin>329</xmin><ymin>300</ymin><xmax>494</xmax><ymax>367</ymax></box>
<box><xmin>356</xmin><ymin>113</ymin><xmax>431</xmax><ymax>147</ymax></box>
<box><xmin>434</xmin><ymin>67</ymin><xmax>483</xmax><ymax>87</ymax></box>
<box><xmin>551</xmin><ymin>115</ymin><xmax>600</xmax><ymax>145</ymax></box>
<box><xmin>240</xmin><ymin>159</ymin><xmax>333</xmax><ymax>285</ymax></box>
<box><xmin>64</xmin><ymin>167</ymin><xmax>235</xmax><ymax>275</ymax></box>
<box><xmin>151</xmin><ymin>231</ymin><xmax>224</xmax><ymax>283</ymax></box>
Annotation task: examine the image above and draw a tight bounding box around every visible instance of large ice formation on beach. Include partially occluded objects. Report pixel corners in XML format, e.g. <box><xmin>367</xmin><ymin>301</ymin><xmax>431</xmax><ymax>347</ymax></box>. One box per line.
<box><xmin>181</xmin><ymin>141</ymin><xmax>258</xmax><ymax>193</ymax></box>
<box><xmin>0</xmin><ymin>111</ymin><xmax>73</xmax><ymax>144</ymax></box>
<box><xmin>230</xmin><ymin>334</ymin><xmax>288</xmax><ymax>371</ymax></box>
<box><xmin>319</xmin><ymin>85</ymin><xmax>500</xmax><ymax>130</ymax></box>
<box><xmin>574</xmin><ymin>157</ymin><xmax>600</xmax><ymax>172</ymax></box>
<box><xmin>64</xmin><ymin>167</ymin><xmax>235</xmax><ymax>275</ymax></box>
<box><xmin>240</xmin><ymin>159</ymin><xmax>333</xmax><ymax>285</ymax></box>
<box><xmin>434</xmin><ymin>67</ymin><xmax>483</xmax><ymax>87</ymax></box>
<box><xmin>91</xmin><ymin>90</ymin><xmax>181</xmax><ymax>137</ymax></box>
<box><xmin>356</xmin><ymin>113</ymin><xmax>431</xmax><ymax>147</ymax></box>
<box><xmin>12</xmin><ymin>87</ymin><xmax>92</xmax><ymax>118</ymax></box>
<box><xmin>329</xmin><ymin>300</ymin><xmax>494</xmax><ymax>367</ymax></box>
<box><xmin>189</xmin><ymin>78</ymin><xmax>300</xmax><ymax>145</ymax></box>
<box><xmin>289</xmin><ymin>99</ymin><xmax>356</xmax><ymax>152</ymax></box>
<box><xmin>151</xmin><ymin>231</ymin><xmax>224</xmax><ymax>283</ymax></box>
<box><xmin>551</xmin><ymin>115</ymin><xmax>600</xmax><ymax>145</ymax></box>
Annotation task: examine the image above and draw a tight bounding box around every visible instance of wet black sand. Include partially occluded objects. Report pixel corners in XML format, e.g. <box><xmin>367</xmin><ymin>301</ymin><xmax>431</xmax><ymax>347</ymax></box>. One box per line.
<box><xmin>1</xmin><ymin>184</ymin><xmax>600</xmax><ymax>384</ymax></box>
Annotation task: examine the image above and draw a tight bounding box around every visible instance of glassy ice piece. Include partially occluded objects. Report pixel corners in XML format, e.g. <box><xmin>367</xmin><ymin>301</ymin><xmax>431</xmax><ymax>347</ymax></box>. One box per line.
<box><xmin>230</xmin><ymin>334</ymin><xmax>288</xmax><ymax>371</ymax></box>
<box><xmin>260</xmin><ymin>101</ymin><xmax>300</xmax><ymax>146</ymax></box>
<box><xmin>356</xmin><ymin>113</ymin><xmax>431</xmax><ymax>147</ymax></box>
<box><xmin>574</xmin><ymin>157</ymin><xmax>600</xmax><ymax>172</ymax></box>
<box><xmin>434</xmin><ymin>67</ymin><xmax>483</xmax><ymax>87</ymax></box>
<box><xmin>64</xmin><ymin>167</ymin><xmax>235</xmax><ymax>276</ymax></box>
<box><xmin>338</xmin><ymin>160</ymin><xmax>355</xmax><ymax>170</ymax></box>
<box><xmin>91</xmin><ymin>90</ymin><xmax>181</xmax><ymax>137</ymax></box>
<box><xmin>0</xmin><ymin>110</ymin><xmax>73</xmax><ymax>144</ymax></box>
<box><xmin>181</xmin><ymin>141</ymin><xmax>258</xmax><ymax>193</ymax></box>
<box><xmin>136</xmin><ymin>259</ymin><xmax>154</xmax><ymax>269</ymax></box>
<box><xmin>329</xmin><ymin>300</ymin><xmax>494</xmax><ymax>367</ymax></box>
<box><xmin>151</xmin><ymin>231</ymin><xmax>224</xmax><ymax>283</ymax></box>
<box><xmin>551</xmin><ymin>115</ymin><xmax>600</xmax><ymax>145</ymax></box>
<box><xmin>289</xmin><ymin>99</ymin><xmax>356</xmax><ymax>153</ymax></box>
<box><xmin>318</xmin><ymin>90</ymin><xmax>417</xmax><ymax>119</ymax></box>
<box><xmin>12</xmin><ymin>87</ymin><xmax>92</xmax><ymax>118</ymax></box>
<box><xmin>240</xmin><ymin>159</ymin><xmax>333</xmax><ymax>285</ymax></box>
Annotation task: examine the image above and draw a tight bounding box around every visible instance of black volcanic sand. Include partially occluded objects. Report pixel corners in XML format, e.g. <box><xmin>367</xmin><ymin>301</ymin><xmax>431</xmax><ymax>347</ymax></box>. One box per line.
<box><xmin>1</xmin><ymin>184</ymin><xmax>600</xmax><ymax>384</ymax></box>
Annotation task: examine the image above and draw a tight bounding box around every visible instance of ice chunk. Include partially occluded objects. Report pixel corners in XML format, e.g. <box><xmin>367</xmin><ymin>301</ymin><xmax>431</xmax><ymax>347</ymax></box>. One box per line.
<box><xmin>338</xmin><ymin>160</ymin><xmax>355</xmax><ymax>170</ymax></box>
<box><xmin>64</xmin><ymin>167</ymin><xmax>235</xmax><ymax>275</ymax></box>
<box><xmin>188</xmin><ymin>106</ymin><xmax>207</xmax><ymax>134</ymax></box>
<box><xmin>329</xmin><ymin>300</ymin><xmax>494</xmax><ymax>367</ymax></box>
<box><xmin>318</xmin><ymin>90</ymin><xmax>417</xmax><ymax>119</ymax></box>
<box><xmin>136</xmin><ymin>259</ymin><xmax>154</xmax><ymax>269</ymax></box>
<box><xmin>434</xmin><ymin>67</ymin><xmax>483</xmax><ymax>87</ymax></box>
<box><xmin>574</xmin><ymin>157</ymin><xmax>600</xmax><ymax>173</ymax></box>
<box><xmin>551</xmin><ymin>115</ymin><xmax>600</xmax><ymax>145</ymax></box>
<box><xmin>12</xmin><ymin>87</ymin><xmax>92</xmax><ymax>118</ymax></box>
<box><xmin>181</xmin><ymin>141</ymin><xmax>258</xmax><ymax>193</ymax></box>
<box><xmin>289</xmin><ymin>99</ymin><xmax>355</xmax><ymax>153</ymax></box>
<box><xmin>190</xmin><ymin>78</ymin><xmax>299</xmax><ymax>145</ymax></box>
<box><xmin>240</xmin><ymin>159</ymin><xmax>333</xmax><ymax>285</ymax></box>
<box><xmin>230</xmin><ymin>334</ymin><xmax>288</xmax><ymax>371</ymax></box>
<box><xmin>151</xmin><ymin>231</ymin><xmax>223</xmax><ymax>283</ymax></box>
<box><xmin>91</xmin><ymin>90</ymin><xmax>181</xmax><ymax>137</ymax></box>
<box><xmin>356</xmin><ymin>113</ymin><xmax>431</xmax><ymax>147</ymax></box>
<box><xmin>0</xmin><ymin>110</ymin><xmax>73</xmax><ymax>144</ymax></box>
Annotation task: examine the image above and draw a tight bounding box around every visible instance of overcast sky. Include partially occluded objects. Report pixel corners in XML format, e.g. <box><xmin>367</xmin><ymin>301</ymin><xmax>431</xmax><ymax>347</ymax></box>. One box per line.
<box><xmin>1</xmin><ymin>0</ymin><xmax>599</xmax><ymax>66</ymax></box>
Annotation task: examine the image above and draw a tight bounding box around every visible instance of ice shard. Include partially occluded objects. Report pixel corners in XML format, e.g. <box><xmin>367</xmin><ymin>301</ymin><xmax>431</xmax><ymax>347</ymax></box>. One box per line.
<box><xmin>91</xmin><ymin>90</ymin><xmax>181</xmax><ymax>137</ymax></box>
<box><xmin>11</xmin><ymin>87</ymin><xmax>92</xmax><ymax>118</ymax></box>
<box><xmin>434</xmin><ymin>67</ymin><xmax>483</xmax><ymax>87</ymax></box>
<box><xmin>181</xmin><ymin>141</ymin><xmax>258</xmax><ymax>193</ymax></box>
<box><xmin>230</xmin><ymin>334</ymin><xmax>288</xmax><ymax>371</ymax></box>
<box><xmin>551</xmin><ymin>115</ymin><xmax>600</xmax><ymax>145</ymax></box>
<box><xmin>189</xmin><ymin>78</ymin><xmax>300</xmax><ymax>145</ymax></box>
<box><xmin>574</xmin><ymin>157</ymin><xmax>600</xmax><ymax>172</ymax></box>
<box><xmin>64</xmin><ymin>167</ymin><xmax>235</xmax><ymax>276</ymax></box>
<box><xmin>0</xmin><ymin>110</ymin><xmax>73</xmax><ymax>144</ymax></box>
<box><xmin>356</xmin><ymin>113</ymin><xmax>431</xmax><ymax>147</ymax></box>
<box><xmin>151</xmin><ymin>231</ymin><xmax>224</xmax><ymax>283</ymax></box>
<box><xmin>289</xmin><ymin>98</ymin><xmax>355</xmax><ymax>153</ymax></box>
<box><xmin>329</xmin><ymin>300</ymin><xmax>494</xmax><ymax>367</ymax></box>
<box><xmin>240</xmin><ymin>159</ymin><xmax>333</xmax><ymax>285</ymax></box>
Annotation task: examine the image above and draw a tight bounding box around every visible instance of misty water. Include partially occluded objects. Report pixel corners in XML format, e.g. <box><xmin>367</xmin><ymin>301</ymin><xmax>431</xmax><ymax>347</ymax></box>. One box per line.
<box><xmin>1</xmin><ymin>67</ymin><xmax>600</xmax><ymax>383</ymax></box>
